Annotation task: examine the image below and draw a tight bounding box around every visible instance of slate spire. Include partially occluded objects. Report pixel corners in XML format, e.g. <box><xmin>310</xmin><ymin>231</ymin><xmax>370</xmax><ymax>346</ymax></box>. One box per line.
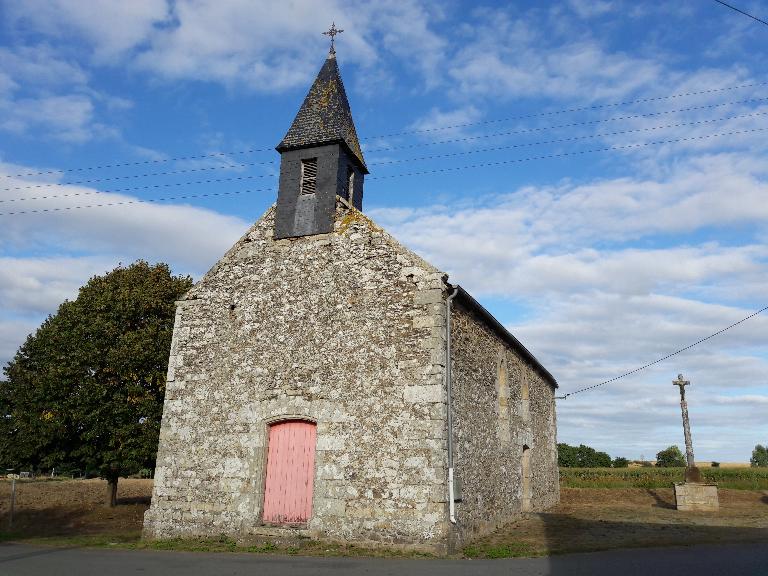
<box><xmin>276</xmin><ymin>53</ymin><xmax>368</xmax><ymax>173</ymax></box>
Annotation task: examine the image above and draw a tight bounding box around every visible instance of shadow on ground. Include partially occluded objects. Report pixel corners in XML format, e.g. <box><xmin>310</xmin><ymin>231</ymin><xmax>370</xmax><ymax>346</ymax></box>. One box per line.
<box><xmin>465</xmin><ymin>487</ymin><xmax>768</xmax><ymax>564</ymax></box>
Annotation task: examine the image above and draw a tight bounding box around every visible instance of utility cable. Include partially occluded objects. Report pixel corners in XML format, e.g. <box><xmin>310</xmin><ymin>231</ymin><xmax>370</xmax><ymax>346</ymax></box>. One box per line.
<box><xmin>369</xmin><ymin>111</ymin><xmax>768</xmax><ymax>168</ymax></box>
<box><xmin>368</xmin><ymin>126</ymin><xmax>768</xmax><ymax>180</ymax></box>
<box><xmin>2</xmin><ymin>81</ymin><xmax>765</xmax><ymax>180</ymax></box>
<box><xmin>6</xmin><ymin>96</ymin><xmax>766</xmax><ymax>195</ymax></box>
<box><xmin>2</xmin><ymin>125</ymin><xmax>764</xmax><ymax>216</ymax></box>
<box><xmin>364</xmin><ymin>96</ymin><xmax>768</xmax><ymax>153</ymax></box>
<box><xmin>0</xmin><ymin>160</ymin><xmax>276</xmax><ymax>193</ymax></box>
<box><xmin>556</xmin><ymin>304</ymin><xmax>768</xmax><ymax>399</ymax></box>
<box><xmin>0</xmin><ymin>188</ymin><xmax>273</xmax><ymax>216</ymax></box>
<box><xmin>4</xmin><ymin>113</ymin><xmax>766</xmax><ymax>203</ymax></box>
<box><xmin>0</xmin><ymin>173</ymin><xmax>278</xmax><ymax>205</ymax></box>
<box><xmin>714</xmin><ymin>0</ymin><xmax>768</xmax><ymax>27</ymax></box>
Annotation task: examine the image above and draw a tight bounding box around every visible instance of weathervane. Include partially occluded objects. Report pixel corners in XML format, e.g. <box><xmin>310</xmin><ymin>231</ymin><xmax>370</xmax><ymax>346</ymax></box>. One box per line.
<box><xmin>323</xmin><ymin>22</ymin><xmax>344</xmax><ymax>55</ymax></box>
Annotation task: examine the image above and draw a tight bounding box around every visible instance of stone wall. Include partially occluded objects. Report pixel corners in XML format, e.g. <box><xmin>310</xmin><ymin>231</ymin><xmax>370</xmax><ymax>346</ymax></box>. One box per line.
<box><xmin>143</xmin><ymin>203</ymin><xmax>451</xmax><ymax>550</ymax></box>
<box><xmin>449</xmin><ymin>302</ymin><xmax>559</xmax><ymax>546</ymax></box>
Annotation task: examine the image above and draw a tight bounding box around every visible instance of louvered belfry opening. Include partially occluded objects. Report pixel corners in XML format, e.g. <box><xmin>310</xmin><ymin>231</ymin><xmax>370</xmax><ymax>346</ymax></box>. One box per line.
<box><xmin>300</xmin><ymin>158</ymin><xmax>318</xmax><ymax>195</ymax></box>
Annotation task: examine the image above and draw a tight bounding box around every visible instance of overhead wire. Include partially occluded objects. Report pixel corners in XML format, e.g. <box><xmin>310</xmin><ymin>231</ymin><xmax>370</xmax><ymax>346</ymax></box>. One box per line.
<box><xmin>2</xmin><ymin>125</ymin><xmax>765</xmax><ymax>216</ymax></box>
<box><xmin>556</xmin><ymin>304</ymin><xmax>768</xmax><ymax>399</ymax></box>
<box><xmin>713</xmin><ymin>0</ymin><xmax>768</xmax><ymax>27</ymax></box>
<box><xmin>2</xmin><ymin>80</ymin><xmax>765</xmax><ymax>180</ymax></box>
<box><xmin>4</xmin><ymin>109</ymin><xmax>767</xmax><ymax>202</ymax></box>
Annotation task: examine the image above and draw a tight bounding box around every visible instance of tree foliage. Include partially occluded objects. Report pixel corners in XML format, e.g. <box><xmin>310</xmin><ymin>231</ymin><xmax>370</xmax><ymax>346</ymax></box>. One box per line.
<box><xmin>0</xmin><ymin>261</ymin><xmax>191</xmax><ymax>504</ymax></box>
<box><xmin>557</xmin><ymin>443</ymin><xmax>613</xmax><ymax>468</ymax></box>
<box><xmin>752</xmin><ymin>444</ymin><xmax>768</xmax><ymax>467</ymax></box>
<box><xmin>612</xmin><ymin>457</ymin><xmax>630</xmax><ymax>468</ymax></box>
<box><xmin>656</xmin><ymin>445</ymin><xmax>686</xmax><ymax>467</ymax></box>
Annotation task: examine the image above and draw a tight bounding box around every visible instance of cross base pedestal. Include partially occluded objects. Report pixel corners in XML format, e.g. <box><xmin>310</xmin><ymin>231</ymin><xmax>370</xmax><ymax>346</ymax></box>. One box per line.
<box><xmin>673</xmin><ymin>482</ymin><xmax>719</xmax><ymax>512</ymax></box>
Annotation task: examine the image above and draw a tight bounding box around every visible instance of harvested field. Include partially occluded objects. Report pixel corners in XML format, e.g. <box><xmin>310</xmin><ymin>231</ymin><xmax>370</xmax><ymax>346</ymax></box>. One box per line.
<box><xmin>0</xmin><ymin>478</ymin><xmax>151</xmax><ymax>540</ymax></box>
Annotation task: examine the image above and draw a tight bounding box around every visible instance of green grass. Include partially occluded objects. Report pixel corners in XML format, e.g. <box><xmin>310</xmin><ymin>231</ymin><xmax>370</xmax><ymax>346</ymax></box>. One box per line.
<box><xmin>0</xmin><ymin>532</ymin><xmax>437</xmax><ymax>558</ymax></box>
<box><xmin>463</xmin><ymin>542</ymin><xmax>540</xmax><ymax>559</ymax></box>
<box><xmin>559</xmin><ymin>466</ymin><xmax>768</xmax><ymax>489</ymax></box>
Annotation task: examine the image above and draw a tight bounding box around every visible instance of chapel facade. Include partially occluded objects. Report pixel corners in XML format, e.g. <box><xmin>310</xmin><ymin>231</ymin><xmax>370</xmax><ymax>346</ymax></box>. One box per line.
<box><xmin>143</xmin><ymin>45</ymin><xmax>559</xmax><ymax>553</ymax></box>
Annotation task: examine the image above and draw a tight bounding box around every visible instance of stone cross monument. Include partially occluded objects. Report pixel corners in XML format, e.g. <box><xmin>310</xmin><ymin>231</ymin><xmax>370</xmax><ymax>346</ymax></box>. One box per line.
<box><xmin>671</xmin><ymin>373</ymin><xmax>718</xmax><ymax>511</ymax></box>
<box><xmin>672</xmin><ymin>373</ymin><xmax>695</xmax><ymax>468</ymax></box>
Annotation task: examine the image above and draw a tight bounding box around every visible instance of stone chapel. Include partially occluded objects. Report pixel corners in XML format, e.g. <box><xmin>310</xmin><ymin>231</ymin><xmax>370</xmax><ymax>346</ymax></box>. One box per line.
<box><xmin>143</xmin><ymin>43</ymin><xmax>559</xmax><ymax>553</ymax></box>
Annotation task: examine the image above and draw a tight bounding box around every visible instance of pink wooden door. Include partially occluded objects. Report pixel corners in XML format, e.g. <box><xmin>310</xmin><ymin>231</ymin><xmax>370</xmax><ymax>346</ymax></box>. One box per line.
<box><xmin>262</xmin><ymin>420</ymin><xmax>316</xmax><ymax>524</ymax></box>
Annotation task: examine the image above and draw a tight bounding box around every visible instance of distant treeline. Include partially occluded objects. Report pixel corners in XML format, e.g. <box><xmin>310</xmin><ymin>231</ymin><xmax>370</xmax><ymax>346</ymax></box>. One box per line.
<box><xmin>557</xmin><ymin>443</ymin><xmax>629</xmax><ymax>468</ymax></box>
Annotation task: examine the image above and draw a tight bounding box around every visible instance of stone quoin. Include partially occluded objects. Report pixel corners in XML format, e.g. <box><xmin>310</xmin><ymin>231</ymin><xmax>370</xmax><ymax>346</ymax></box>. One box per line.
<box><xmin>143</xmin><ymin>37</ymin><xmax>560</xmax><ymax>553</ymax></box>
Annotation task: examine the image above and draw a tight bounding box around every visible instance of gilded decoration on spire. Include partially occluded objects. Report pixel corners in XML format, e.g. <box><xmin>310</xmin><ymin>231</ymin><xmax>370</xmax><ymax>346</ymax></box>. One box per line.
<box><xmin>323</xmin><ymin>22</ymin><xmax>344</xmax><ymax>56</ymax></box>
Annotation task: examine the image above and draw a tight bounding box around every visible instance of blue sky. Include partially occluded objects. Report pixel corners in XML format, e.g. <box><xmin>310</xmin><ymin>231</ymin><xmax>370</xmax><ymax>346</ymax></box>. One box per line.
<box><xmin>1</xmin><ymin>0</ymin><xmax>766</xmax><ymax>462</ymax></box>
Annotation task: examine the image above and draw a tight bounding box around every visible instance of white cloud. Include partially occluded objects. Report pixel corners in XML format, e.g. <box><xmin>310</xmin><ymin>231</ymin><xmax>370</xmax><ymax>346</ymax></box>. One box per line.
<box><xmin>0</xmin><ymin>161</ymin><xmax>252</xmax><ymax>372</ymax></box>
<box><xmin>566</xmin><ymin>0</ymin><xmax>614</xmax><ymax>19</ymax></box>
<box><xmin>6</xmin><ymin>0</ymin><xmax>168</xmax><ymax>61</ymax></box>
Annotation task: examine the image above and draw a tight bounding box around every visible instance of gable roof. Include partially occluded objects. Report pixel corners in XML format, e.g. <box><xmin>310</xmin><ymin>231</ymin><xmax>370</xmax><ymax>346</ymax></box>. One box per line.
<box><xmin>276</xmin><ymin>54</ymin><xmax>368</xmax><ymax>173</ymax></box>
<box><xmin>453</xmin><ymin>285</ymin><xmax>558</xmax><ymax>389</ymax></box>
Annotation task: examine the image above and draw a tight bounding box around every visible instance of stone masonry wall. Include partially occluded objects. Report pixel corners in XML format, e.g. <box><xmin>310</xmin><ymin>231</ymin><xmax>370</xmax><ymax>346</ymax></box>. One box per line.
<box><xmin>449</xmin><ymin>302</ymin><xmax>559</xmax><ymax>546</ymax></box>
<box><xmin>143</xmin><ymin>202</ymin><xmax>451</xmax><ymax>550</ymax></box>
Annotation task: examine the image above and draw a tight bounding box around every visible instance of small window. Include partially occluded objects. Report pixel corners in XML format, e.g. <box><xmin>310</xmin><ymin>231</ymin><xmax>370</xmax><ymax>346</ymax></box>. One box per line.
<box><xmin>300</xmin><ymin>158</ymin><xmax>317</xmax><ymax>195</ymax></box>
<box><xmin>347</xmin><ymin>166</ymin><xmax>355</xmax><ymax>202</ymax></box>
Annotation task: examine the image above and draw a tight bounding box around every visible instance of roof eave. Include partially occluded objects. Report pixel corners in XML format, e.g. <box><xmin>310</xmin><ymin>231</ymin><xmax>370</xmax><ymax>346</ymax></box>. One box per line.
<box><xmin>275</xmin><ymin>139</ymin><xmax>369</xmax><ymax>175</ymax></box>
<box><xmin>454</xmin><ymin>285</ymin><xmax>558</xmax><ymax>389</ymax></box>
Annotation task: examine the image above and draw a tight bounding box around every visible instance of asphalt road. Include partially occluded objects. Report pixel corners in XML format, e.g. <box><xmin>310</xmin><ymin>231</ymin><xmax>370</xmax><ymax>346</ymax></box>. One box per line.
<box><xmin>1</xmin><ymin>542</ymin><xmax>766</xmax><ymax>576</ymax></box>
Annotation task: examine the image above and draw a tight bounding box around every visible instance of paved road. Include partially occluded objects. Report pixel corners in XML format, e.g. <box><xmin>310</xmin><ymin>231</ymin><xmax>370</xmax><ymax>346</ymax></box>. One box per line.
<box><xmin>0</xmin><ymin>542</ymin><xmax>766</xmax><ymax>575</ymax></box>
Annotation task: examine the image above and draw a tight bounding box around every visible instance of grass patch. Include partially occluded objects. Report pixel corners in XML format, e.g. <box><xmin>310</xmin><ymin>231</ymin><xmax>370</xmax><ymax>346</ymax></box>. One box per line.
<box><xmin>0</xmin><ymin>531</ymin><xmax>437</xmax><ymax>559</ymax></box>
<box><xmin>559</xmin><ymin>467</ymin><xmax>768</xmax><ymax>489</ymax></box>
<box><xmin>464</xmin><ymin>541</ymin><xmax>539</xmax><ymax>559</ymax></box>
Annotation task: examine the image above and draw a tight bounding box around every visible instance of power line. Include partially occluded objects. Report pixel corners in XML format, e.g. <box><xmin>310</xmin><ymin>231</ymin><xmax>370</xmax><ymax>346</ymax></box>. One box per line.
<box><xmin>369</xmin><ymin>126</ymin><xmax>768</xmax><ymax>181</ymax></box>
<box><xmin>0</xmin><ymin>160</ymin><xmax>276</xmax><ymax>193</ymax></box>
<box><xmin>557</xmin><ymin>304</ymin><xmax>768</xmax><ymax>399</ymax></box>
<box><xmin>2</xmin><ymin>81</ymin><xmax>765</xmax><ymax>180</ymax></box>
<box><xmin>714</xmin><ymin>0</ymin><xmax>768</xmax><ymax>27</ymax></box>
<box><xmin>0</xmin><ymin>188</ymin><xmax>272</xmax><ymax>216</ymax></box>
<box><xmin>364</xmin><ymin>96</ymin><xmax>768</xmax><ymax>154</ymax></box>
<box><xmin>2</xmin><ymin>125</ymin><xmax>764</xmax><ymax>216</ymax></box>
<box><xmin>5</xmin><ymin>109</ymin><xmax>766</xmax><ymax>203</ymax></box>
<box><xmin>370</xmin><ymin>111</ymin><xmax>768</xmax><ymax>168</ymax></box>
<box><xmin>372</xmin><ymin>81</ymin><xmax>768</xmax><ymax>139</ymax></box>
<box><xmin>0</xmin><ymin>173</ymin><xmax>278</xmax><ymax>205</ymax></box>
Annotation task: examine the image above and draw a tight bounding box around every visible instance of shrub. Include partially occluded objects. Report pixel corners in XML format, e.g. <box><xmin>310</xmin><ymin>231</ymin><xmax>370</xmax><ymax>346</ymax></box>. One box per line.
<box><xmin>612</xmin><ymin>457</ymin><xmax>629</xmax><ymax>468</ymax></box>
<box><xmin>656</xmin><ymin>445</ymin><xmax>686</xmax><ymax>468</ymax></box>
<box><xmin>751</xmin><ymin>444</ymin><xmax>768</xmax><ymax>467</ymax></box>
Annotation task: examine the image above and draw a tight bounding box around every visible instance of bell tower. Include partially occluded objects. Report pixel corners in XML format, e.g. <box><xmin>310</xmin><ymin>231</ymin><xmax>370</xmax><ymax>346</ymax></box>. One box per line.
<box><xmin>273</xmin><ymin>26</ymin><xmax>368</xmax><ymax>239</ymax></box>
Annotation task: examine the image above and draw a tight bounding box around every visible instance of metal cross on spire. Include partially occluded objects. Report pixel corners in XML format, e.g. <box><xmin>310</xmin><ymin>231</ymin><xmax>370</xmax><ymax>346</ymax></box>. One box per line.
<box><xmin>323</xmin><ymin>22</ymin><xmax>344</xmax><ymax>55</ymax></box>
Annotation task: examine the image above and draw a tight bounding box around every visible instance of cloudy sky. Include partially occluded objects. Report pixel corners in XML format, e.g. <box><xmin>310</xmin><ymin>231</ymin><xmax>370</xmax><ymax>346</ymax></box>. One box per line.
<box><xmin>1</xmin><ymin>0</ymin><xmax>766</xmax><ymax>462</ymax></box>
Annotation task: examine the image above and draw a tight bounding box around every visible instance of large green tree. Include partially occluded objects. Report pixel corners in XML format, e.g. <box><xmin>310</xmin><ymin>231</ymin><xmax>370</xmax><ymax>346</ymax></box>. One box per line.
<box><xmin>751</xmin><ymin>444</ymin><xmax>768</xmax><ymax>467</ymax></box>
<box><xmin>656</xmin><ymin>445</ymin><xmax>686</xmax><ymax>467</ymax></box>
<box><xmin>1</xmin><ymin>261</ymin><xmax>191</xmax><ymax>506</ymax></box>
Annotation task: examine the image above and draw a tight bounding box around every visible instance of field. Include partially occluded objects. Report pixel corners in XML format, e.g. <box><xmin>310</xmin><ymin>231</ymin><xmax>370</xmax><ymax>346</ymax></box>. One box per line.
<box><xmin>559</xmin><ymin>466</ymin><xmax>768</xmax><ymax>490</ymax></box>
<box><xmin>1</xmin><ymin>473</ymin><xmax>767</xmax><ymax>558</ymax></box>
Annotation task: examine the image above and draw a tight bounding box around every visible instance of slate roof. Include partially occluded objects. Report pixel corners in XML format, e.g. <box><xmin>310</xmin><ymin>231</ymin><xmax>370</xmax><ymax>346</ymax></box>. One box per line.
<box><xmin>277</xmin><ymin>54</ymin><xmax>368</xmax><ymax>173</ymax></box>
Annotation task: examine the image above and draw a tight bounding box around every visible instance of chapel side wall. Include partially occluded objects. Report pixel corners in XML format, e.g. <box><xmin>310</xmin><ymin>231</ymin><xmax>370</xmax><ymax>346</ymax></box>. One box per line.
<box><xmin>449</xmin><ymin>303</ymin><xmax>558</xmax><ymax>545</ymax></box>
<box><xmin>143</xmin><ymin>206</ymin><xmax>450</xmax><ymax>550</ymax></box>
